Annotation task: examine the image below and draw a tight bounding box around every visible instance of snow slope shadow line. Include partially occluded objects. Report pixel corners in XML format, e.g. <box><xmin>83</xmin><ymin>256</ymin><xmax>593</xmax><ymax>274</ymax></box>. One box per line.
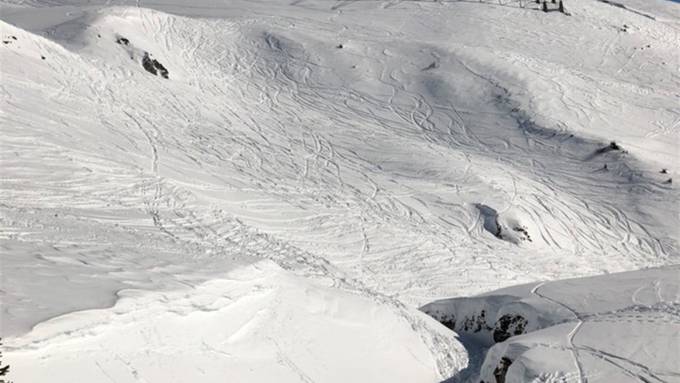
<box><xmin>595</xmin><ymin>0</ymin><xmax>656</xmax><ymax>20</ymax></box>
<box><xmin>450</xmin><ymin>54</ymin><xmax>650</xmax><ymax>174</ymax></box>
<box><xmin>438</xmin><ymin>334</ymin><xmax>487</xmax><ymax>383</ymax></box>
<box><xmin>467</xmin><ymin>61</ymin><xmax>674</xmax><ymax>214</ymax></box>
<box><xmin>384</xmin><ymin>0</ymin><xmax>551</xmax><ymax>13</ymax></box>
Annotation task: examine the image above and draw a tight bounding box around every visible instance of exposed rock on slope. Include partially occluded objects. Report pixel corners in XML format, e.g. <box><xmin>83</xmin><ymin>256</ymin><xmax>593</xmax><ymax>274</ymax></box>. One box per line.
<box><xmin>115</xmin><ymin>34</ymin><xmax>169</xmax><ymax>78</ymax></box>
<box><xmin>423</xmin><ymin>266</ymin><xmax>680</xmax><ymax>382</ymax></box>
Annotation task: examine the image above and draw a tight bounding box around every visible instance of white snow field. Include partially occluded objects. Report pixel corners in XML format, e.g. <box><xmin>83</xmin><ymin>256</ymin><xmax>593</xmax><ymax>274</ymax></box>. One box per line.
<box><xmin>0</xmin><ymin>0</ymin><xmax>678</xmax><ymax>381</ymax></box>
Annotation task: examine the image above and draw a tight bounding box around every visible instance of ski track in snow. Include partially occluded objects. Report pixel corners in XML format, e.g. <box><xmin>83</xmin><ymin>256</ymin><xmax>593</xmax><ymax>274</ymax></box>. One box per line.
<box><xmin>425</xmin><ymin>267</ymin><xmax>680</xmax><ymax>382</ymax></box>
<box><xmin>532</xmin><ymin>282</ymin><xmax>587</xmax><ymax>383</ymax></box>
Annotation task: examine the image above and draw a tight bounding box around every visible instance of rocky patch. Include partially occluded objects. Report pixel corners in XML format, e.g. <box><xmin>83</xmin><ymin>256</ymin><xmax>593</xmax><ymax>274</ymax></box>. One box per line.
<box><xmin>493</xmin><ymin>314</ymin><xmax>528</xmax><ymax>343</ymax></box>
<box><xmin>511</xmin><ymin>226</ymin><xmax>531</xmax><ymax>242</ymax></box>
<box><xmin>422</xmin><ymin>61</ymin><xmax>438</xmax><ymax>71</ymax></box>
<box><xmin>115</xmin><ymin>35</ymin><xmax>169</xmax><ymax>79</ymax></box>
<box><xmin>429</xmin><ymin>308</ymin><xmax>528</xmax><ymax>344</ymax></box>
<box><xmin>115</xmin><ymin>36</ymin><xmax>130</xmax><ymax>46</ymax></box>
<box><xmin>428</xmin><ymin>310</ymin><xmax>495</xmax><ymax>335</ymax></box>
<box><xmin>492</xmin><ymin>357</ymin><xmax>513</xmax><ymax>383</ymax></box>
<box><xmin>595</xmin><ymin>141</ymin><xmax>622</xmax><ymax>155</ymax></box>
<box><xmin>462</xmin><ymin>309</ymin><xmax>493</xmax><ymax>333</ymax></box>
<box><xmin>142</xmin><ymin>53</ymin><xmax>169</xmax><ymax>79</ymax></box>
<box><xmin>438</xmin><ymin>313</ymin><xmax>456</xmax><ymax>331</ymax></box>
<box><xmin>475</xmin><ymin>204</ymin><xmax>532</xmax><ymax>244</ymax></box>
<box><xmin>2</xmin><ymin>35</ymin><xmax>17</xmax><ymax>44</ymax></box>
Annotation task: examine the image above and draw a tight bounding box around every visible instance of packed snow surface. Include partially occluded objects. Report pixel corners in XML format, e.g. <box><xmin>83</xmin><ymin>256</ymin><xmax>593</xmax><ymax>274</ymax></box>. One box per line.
<box><xmin>7</xmin><ymin>260</ymin><xmax>463</xmax><ymax>383</ymax></box>
<box><xmin>1</xmin><ymin>0</ymin><xmax>678</xmax><ymax>381</ymax></box>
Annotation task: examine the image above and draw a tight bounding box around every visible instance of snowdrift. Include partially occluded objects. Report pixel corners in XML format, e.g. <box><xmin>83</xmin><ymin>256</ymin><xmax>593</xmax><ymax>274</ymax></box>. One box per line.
<box><xmin>6</xmin><ymin>261</ymin><xmax>464</xmax><ymax>383</ymax></box>
<box><xmin>422</xmin><ymin>266</ymin><xmax>680</xmax><ymax>382</ymax></box>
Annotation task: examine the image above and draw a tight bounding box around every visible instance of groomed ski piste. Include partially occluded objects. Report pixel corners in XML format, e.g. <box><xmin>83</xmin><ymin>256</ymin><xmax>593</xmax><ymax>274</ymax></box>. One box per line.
<box><xmin>0</xmin><ymin>0</ymin><xmax>678</xmax><ymax>382</ymax></box>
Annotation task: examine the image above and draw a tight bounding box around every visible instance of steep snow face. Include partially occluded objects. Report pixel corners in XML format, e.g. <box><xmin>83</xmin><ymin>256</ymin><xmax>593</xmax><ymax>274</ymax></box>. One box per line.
<box><xmin>424</xmin><ymin>266</ymin><xmax>680</xmax><ymax>383</ymax></box>
<box><xmin>1</xmin><ymin>0</ymin><xmax>679</xmax><ymax>381</ymax></box>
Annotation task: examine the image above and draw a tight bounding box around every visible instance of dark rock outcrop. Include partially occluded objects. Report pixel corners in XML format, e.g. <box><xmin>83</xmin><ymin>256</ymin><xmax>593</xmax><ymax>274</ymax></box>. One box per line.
<box><xmin>116</xmin><ymin>36</ymin><xmax>130</xmax><ymax>46</ymax></box>
<box><xmin>142</xmin><ymin>52</ymin><xmax>169</xmax><ymax>79</ymax></box>
<box><xmin>115</xmin><ymin>36</ymin><xmax>169</xmax><ymax>79</ymax></box>
<box><xmin>493</xmin><ymin>314</ymin><xmax>528</xmax><ymax>343</ymax></box>
<box><xmin>462</xmin><ymin>309</ymin><xmax>493</xmax><ymax>333</ymax></box>
<box><xmin>493</xmin><ymin>357</ymin><xmax>513</xmax><ymax>383</ymax></box>
<box><xmin>511</xmin><ymin>226</ymin><xmax>532</xmax><ymax>242</ymax></box>
<box><xmin>595</xmin><ymin>141</ymin><xmax>621</xmax><ymax>154</ymax></box>
<box><xmin>439</xmin><ymin>314</ymin><xmax>456</xmax><ymax>331</ymax></box>
<box><xmin>422</xmin><ymin>61</ymin><xmax>438</xmax><ymax>71</ymax></box>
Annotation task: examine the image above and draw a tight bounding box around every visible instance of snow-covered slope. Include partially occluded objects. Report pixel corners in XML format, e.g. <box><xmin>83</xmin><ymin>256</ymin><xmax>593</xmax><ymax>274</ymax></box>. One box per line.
<box><xmin>1</xmin><ymin>0</ymin><xmax>678</xmax><ymax>381</ymax></box>
<box><xmin>7</xmin><ymin>260</ymin><xmax>464</xmax><ymax>383</ymax></box>
<box><xmin>422</xmin><ymin>265</ymin><xmax>680</xmax><ymax>382</ymax></box>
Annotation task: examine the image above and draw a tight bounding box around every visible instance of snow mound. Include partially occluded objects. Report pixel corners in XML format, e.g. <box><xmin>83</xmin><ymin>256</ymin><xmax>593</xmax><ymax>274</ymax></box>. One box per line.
<box><xmin>422</xmin><ymin>266</ymin><xmax>680</xmax><ymax>382</ymax></box>
<box><xmin>5</xmin><ymin>260</ymin><xmax>465</xmax><ymax>383</ymax></box>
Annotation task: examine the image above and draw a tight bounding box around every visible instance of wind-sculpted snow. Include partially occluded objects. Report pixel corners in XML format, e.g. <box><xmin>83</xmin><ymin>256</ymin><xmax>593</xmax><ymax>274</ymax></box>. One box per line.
<box><xmin>1</xmin><ymin>0</ymin><xmax>679</xmax><ymax>381</ymax></box>
<box><xmin>6</xmin><ymin>261</ymin><xmax>463</xmax><ymax>383</ymax></box>
<box><xmin>422</xmin><ymin>266</ymin><xmax>680</xmax><ymax>382</ymax></box>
